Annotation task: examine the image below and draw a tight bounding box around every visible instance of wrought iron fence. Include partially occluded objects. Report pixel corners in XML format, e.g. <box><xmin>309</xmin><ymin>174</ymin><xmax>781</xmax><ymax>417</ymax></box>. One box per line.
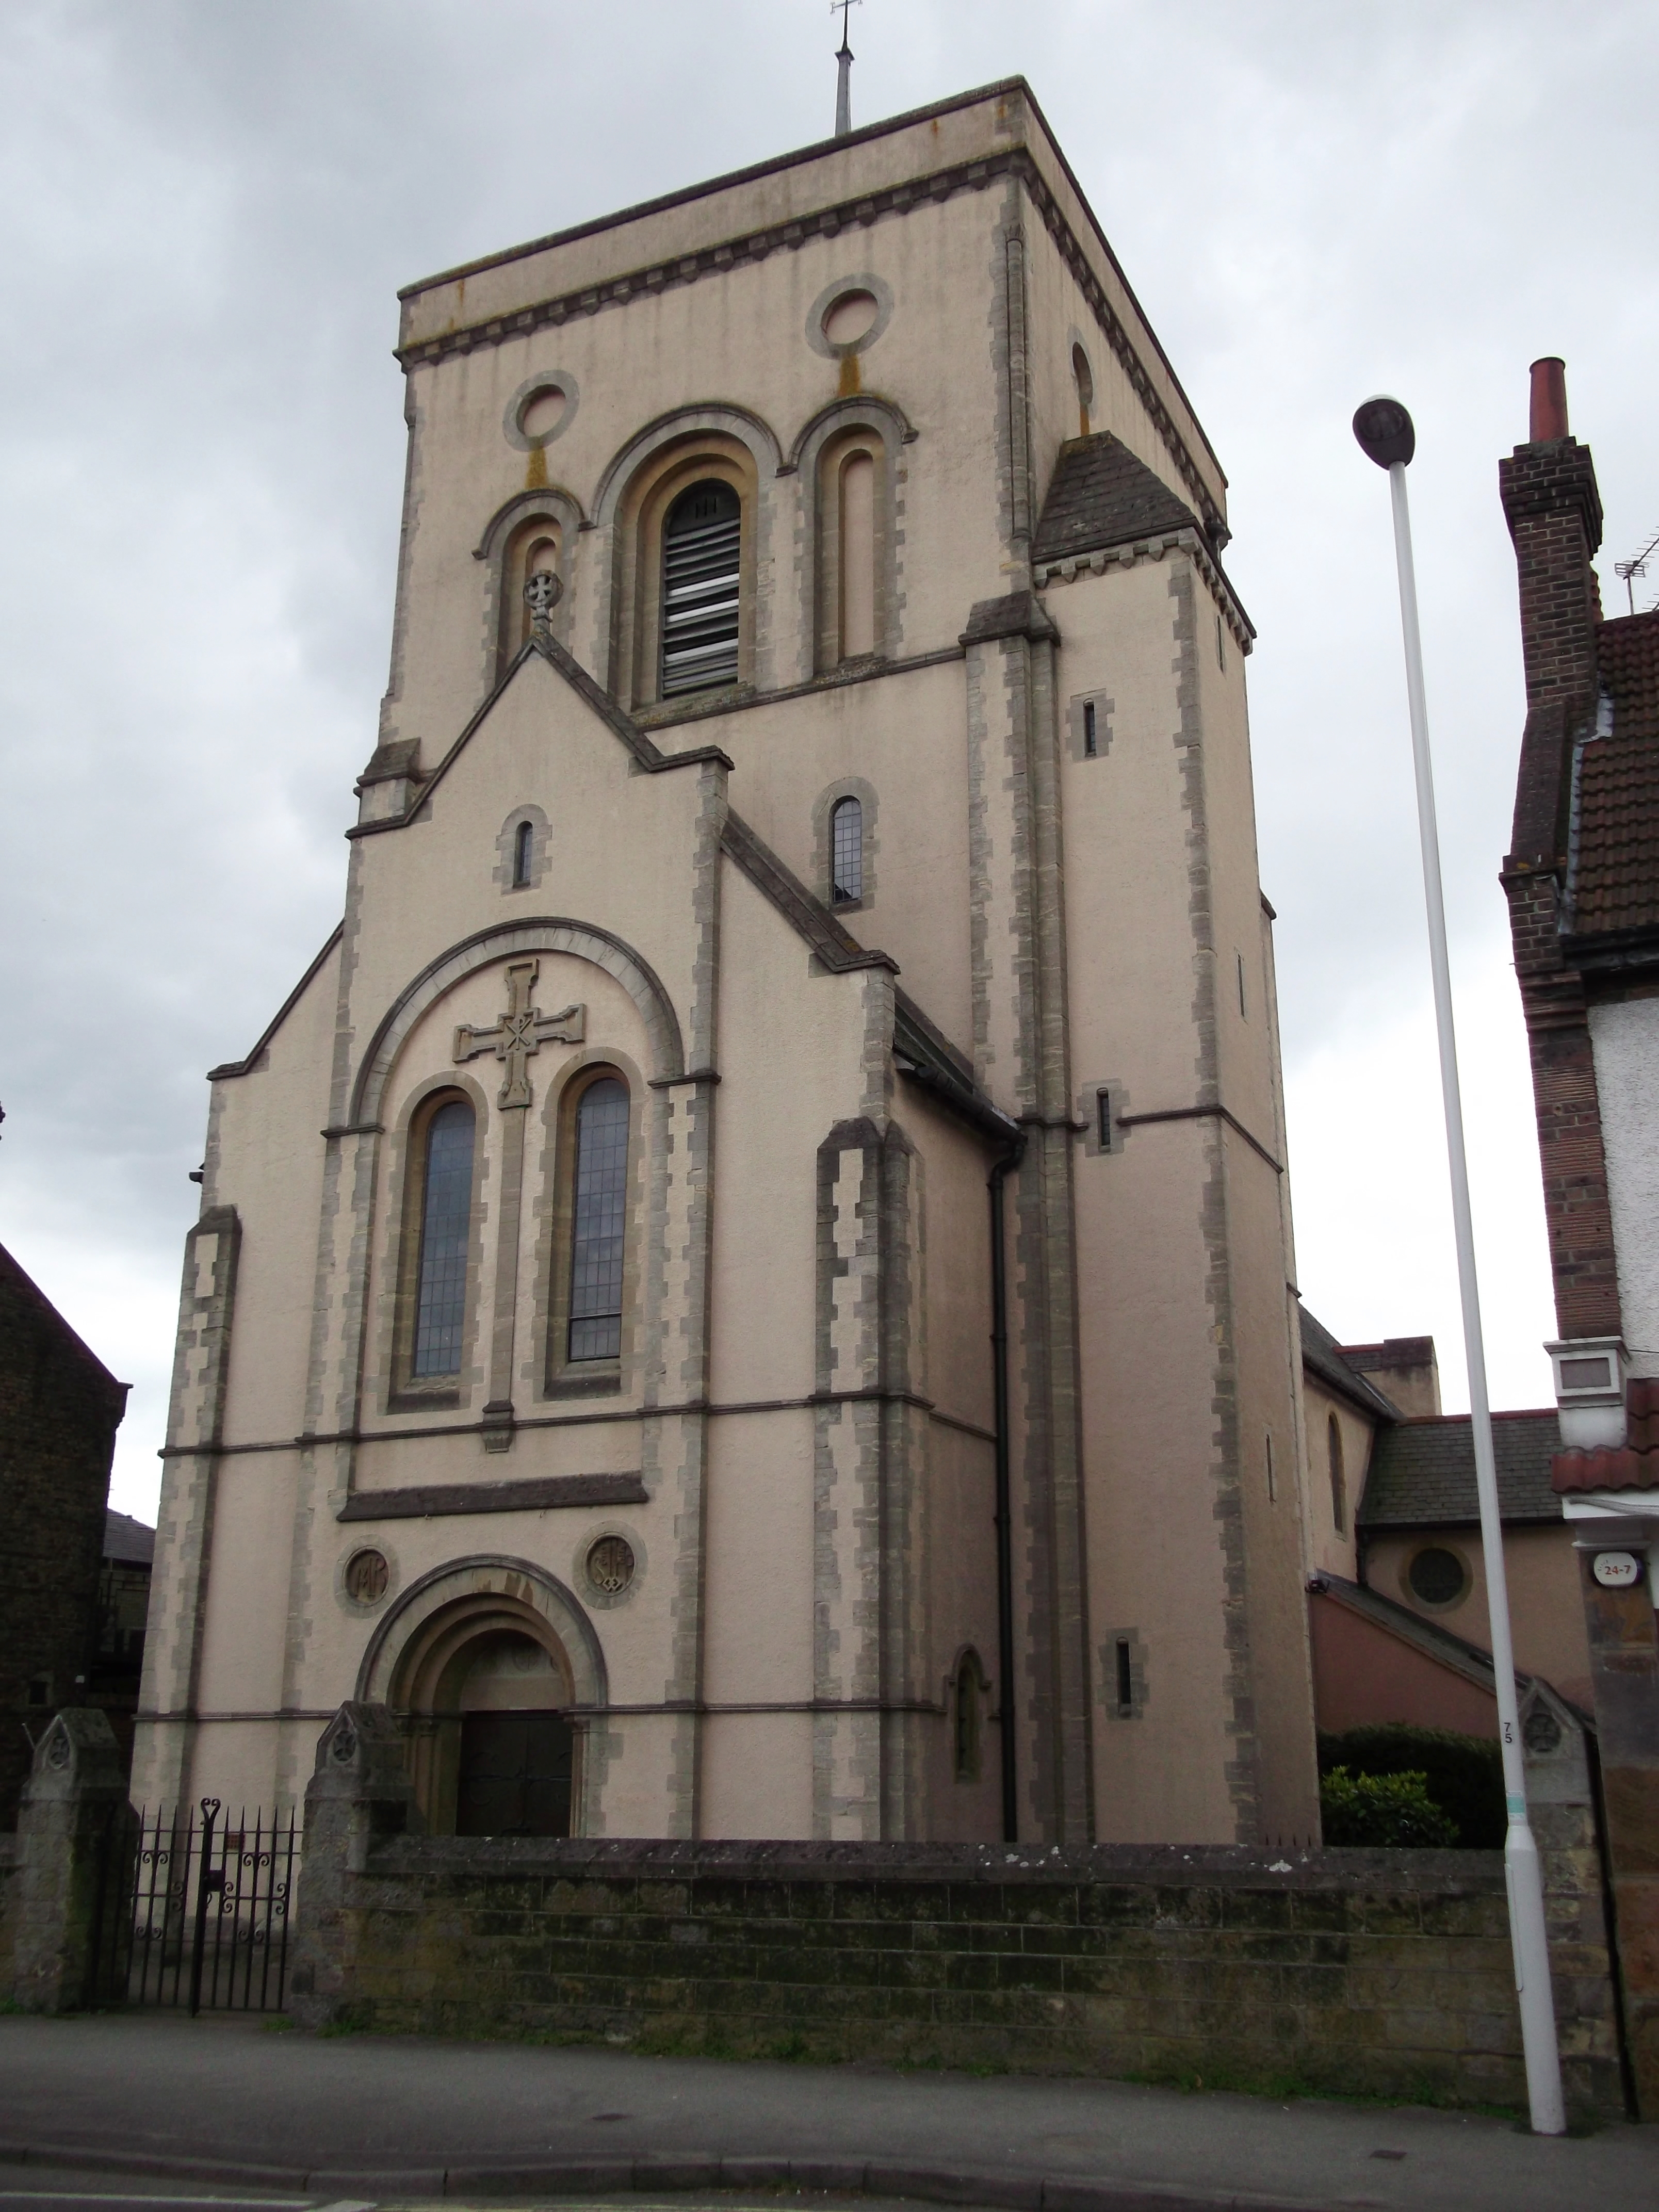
<box><xmin>121</xmin><ymin>1798</ymin><xmax>301</xmax><ymax>2012</ymax></box>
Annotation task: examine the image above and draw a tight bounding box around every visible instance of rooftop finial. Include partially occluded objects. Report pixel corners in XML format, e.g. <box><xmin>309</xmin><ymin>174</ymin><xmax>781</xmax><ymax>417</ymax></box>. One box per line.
<box><xmin>833</xmin><ymin>0</ymin><xmax>859</xmax><ymax>137</ymax></box>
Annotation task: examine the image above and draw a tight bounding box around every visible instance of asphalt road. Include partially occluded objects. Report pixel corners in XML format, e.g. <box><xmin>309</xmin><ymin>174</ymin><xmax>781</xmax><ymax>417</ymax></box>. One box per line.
<box><xmin>0</xmin><ymin>2013</ymin><xmax>1653</xmax><ymax>2212</ymax></box>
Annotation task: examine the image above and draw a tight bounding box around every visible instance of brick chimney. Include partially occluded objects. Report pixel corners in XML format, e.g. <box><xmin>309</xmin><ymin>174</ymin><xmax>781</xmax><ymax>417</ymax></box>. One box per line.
<box><xmin>1500</xmin><ymin>357</ymin><xmax>1604</xmax><ymax>865</ymax></box>
<box><xmin>1499</xmin><ymin>359</ymin><xmax>1622</xmax><ymax>1345</ymax></box>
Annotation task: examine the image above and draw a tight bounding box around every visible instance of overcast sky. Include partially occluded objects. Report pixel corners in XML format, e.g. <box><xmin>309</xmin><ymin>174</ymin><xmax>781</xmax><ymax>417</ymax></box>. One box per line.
<box><xmin>3</xmin><ymin>1</ymin><xmax>1655</xmax><ymax>1520</ymax></box>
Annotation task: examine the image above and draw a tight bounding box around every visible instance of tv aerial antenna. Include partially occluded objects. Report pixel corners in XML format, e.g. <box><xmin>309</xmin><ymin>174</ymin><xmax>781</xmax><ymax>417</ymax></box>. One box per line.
<box><xmin>832</xmin><ymin>0</ymin><xmax>861</xmax><ymax>138</ymax></box>
<box><xmin>1615</xmin><ymin>527</ymin><xmax>1659</xmax><ymax>616</ymax></box>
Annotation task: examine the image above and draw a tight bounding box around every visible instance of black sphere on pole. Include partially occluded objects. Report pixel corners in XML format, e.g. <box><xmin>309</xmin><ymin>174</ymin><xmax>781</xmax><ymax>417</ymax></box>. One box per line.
<box><xmin>1353</xmin><ymin>396</ymin><xmax>1416</xmax><ymax>468</ymax></box>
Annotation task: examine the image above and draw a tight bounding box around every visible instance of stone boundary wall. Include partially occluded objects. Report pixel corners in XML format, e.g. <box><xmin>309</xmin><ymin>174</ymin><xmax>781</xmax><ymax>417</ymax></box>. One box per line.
<box><xmin>294</xmin><ymin>1834</ymin><xmax>1623</xmax><ymax>2117</ymax></box>
<box><xmin>0</xmin><ymin>1833</ymin><xmax>17</xmax><ymax>1989</ymax></box>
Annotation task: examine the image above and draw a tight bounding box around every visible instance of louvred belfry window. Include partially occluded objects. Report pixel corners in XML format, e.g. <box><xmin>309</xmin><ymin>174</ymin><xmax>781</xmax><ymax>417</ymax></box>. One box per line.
<box><xmin>661</xmin><ymin>480</ymin><xmax>741</xmax><ymax>696</ymax></box>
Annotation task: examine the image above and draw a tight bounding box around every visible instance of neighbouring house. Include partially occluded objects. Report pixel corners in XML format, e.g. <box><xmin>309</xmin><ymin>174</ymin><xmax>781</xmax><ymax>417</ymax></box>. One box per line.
<box><xmin>0</xmin><ymin>1242</ymin><xmax>129</xmax><ymax>1829</ymax></box>
<box><xmin>90</xmin><ymin>1509</ymin><xmax>155</xmax><ymax>1780</ymax></box>
<box><xmin>1498</xmin><ymin>354</ymin><xmax>1659</xmax><ymax>2114</ymax></box>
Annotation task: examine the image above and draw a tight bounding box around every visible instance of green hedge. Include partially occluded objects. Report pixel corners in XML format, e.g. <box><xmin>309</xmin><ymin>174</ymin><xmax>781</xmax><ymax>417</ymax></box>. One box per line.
<box><xmin>1317</xmin><ymin>1725</ymin><xmax>1504</xmax><ymax>1848</ymax></box>
<box><xmin>1320</xmin><ymin>1766</ymin><xmax>1458</xmax><ymax>1847</ymax></box>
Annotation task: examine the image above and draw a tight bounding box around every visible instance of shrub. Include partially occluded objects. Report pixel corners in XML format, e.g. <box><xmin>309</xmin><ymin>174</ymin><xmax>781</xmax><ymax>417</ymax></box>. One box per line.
<box><xmin>1320</xmin><ymin>1766</ymin><xmax>1458</xmax><ymax>1848</ymax></box>
<box><xmin>1317</xmin><ymin>1724</ymin><xmax>1504</xmax><ymax>1847</ymax></box>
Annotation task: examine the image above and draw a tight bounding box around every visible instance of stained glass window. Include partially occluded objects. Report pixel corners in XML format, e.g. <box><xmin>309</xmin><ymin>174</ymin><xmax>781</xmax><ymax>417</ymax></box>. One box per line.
<box><xmin>831</xmin><ymin>795</ymin><xmax>863</xmax><ymax>904</ymax></box>
<box><xmin>568</xmin><ymin>1078</ymin><xmax>629</xmax><ymax>1362</ymax></box>
<box><xmin>412</xmin><ymin>1099</ymin><xmax>474</xmax><ymax>1377</ymax></box>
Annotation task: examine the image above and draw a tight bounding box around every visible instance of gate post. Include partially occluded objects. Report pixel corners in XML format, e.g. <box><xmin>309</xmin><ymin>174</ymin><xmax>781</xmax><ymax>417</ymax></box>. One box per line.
<box><xmin>287</xmin><ymin>1702</ymin><xmax>419</xmax><ymax>2029</ymax></box>
<box><xmin>10</xmin><ymin>1710</ymin><xmax>134</xmax><ymax>2013</ymax></box>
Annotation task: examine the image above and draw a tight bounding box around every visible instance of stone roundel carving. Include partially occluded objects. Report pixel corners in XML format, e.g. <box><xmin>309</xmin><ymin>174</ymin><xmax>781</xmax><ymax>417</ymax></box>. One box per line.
<box><xmin>504</xmin><ymin>370</ymin><xmax>580</xmax><ymax>452</ymax></box>
<box><xmin>345</xmin><ymin>1549</ymin><xmax>391</xmax><ymax>1605</ymax></box>
<box><xmin>45</xmin><ymin>1720</ymin><xmax>71</xmax><ymax>1770</ymax></box>
<box><xmin>586</xmin><ymin>1534</ymin><xmax>635</xmax><ymax>1597</ymax></box>
<box><xmin>805</xmin><ymin>273</ymin><xmax>894</xmax><ymax>360</ymax></box>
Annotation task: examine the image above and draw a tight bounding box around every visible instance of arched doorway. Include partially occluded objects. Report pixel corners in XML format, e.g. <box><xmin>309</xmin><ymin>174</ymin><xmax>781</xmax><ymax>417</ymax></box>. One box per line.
<box><xmin>356</xmin><ymin>1557</ymin><xmax>607</xmax><ymax>1837</ymax></box>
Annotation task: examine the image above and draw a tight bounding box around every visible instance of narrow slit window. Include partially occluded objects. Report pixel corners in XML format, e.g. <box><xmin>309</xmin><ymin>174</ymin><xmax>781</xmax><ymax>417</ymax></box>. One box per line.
<box><xmin>661</xmin><ymin>480</ymin><xmax>740</xmax><ymax>697</ymax></box>
<box><xmin>953</xmin><ymin>1654</ymin><xmax>980</xmax><ymax>1780</ymax></box>
<box><xmin>1265</xmin><ymin>1430</ymin><xmax>1276</xmax><ymax>1503</ymax></box>
<box><xmin>831</xmin><ymin>795</ymin><xmax>864</xmax><ymax>905</ymax></box>
<box><xmin>1329</xmin><ymin>1414</ymin><xmax>1347</xmax><ymax>1535</ymax></box>
<box><xmin>1083</xmin><ymin>700</ymin><xmax>1097</xmax><ymax>758</ymax></box>
<box><xmin>512</xmin><ymin>819</ymin><xmax>533</xmax><ymax>888</ymax></box>
<box><xmin>1216</xmin><ymin>612</ymin><xmax>1226</xmax><ymax>672</ymax></box>
<box><xmin>568</xmin><ymin>1078</ymin><xmax>629</xmax><ymax>1363</ymax></box>
<box><xmin>412</xmin><ymin>1099</ymin><xmax>475</xmax><ymax>1377</ymax></box>
<box><xmin>1114</xmin><ymin>1638</ymin><xmax>1133</xmax><ymax>1713</ymax></box>
<box><xmin>1096</xmin><ymin>1088</ymin><xmax>1112</xmax><ymax>1149</ymax></box>
<box><xmin>1237</xmin><ymin>951</ymin><xmax>1247</xmax><ymax>1019</ymax></box>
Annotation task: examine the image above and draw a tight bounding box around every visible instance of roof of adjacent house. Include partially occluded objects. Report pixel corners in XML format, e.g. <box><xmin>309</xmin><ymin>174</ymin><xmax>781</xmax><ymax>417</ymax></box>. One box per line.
<box><xmin>1031</xmin><ymin>432</ymin><xmax>1199</xmax><ymax>568</ymax></box>
<box><xmin>104</xmin><ymin>1509</ymin><xmax>155</xmax><ymax>1566</ymax></box>
<box><xmin>1299</xmin><ymin>1307</ymin><xmax>1400</xmax><ymax>1423</ymax></box>
<box><xmin>1566</xmin><ymin>608</ymin><xmax>1659</xmax><ymax>942</ymax></box>
<box><xmin>1359</xmin><ymin>1410</ymin><xmax>1563</xmax><ymax>1528</ymax></box>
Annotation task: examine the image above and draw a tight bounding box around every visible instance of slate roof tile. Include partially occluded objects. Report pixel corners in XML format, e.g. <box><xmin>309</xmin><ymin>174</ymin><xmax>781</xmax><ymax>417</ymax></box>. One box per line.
<box><xmin>1298</xmin><ymin>1307</ymin><xmax>1399</xmax><ymax>1422</ymax></box>
<box><xmin>1032</xmin><ymin>432</ymin><xmax>1197</xmax><ymax>567</ymax></box>
<box><xmin>1358</xmin><ymin>1410</ymin><xmax>1562</xmax><ymax>1527</ymax></box>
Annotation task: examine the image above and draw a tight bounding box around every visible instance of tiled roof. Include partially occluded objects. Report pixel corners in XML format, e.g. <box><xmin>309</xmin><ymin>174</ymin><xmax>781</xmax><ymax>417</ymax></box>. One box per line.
<box><xmin>1552</xmin><ymin>1376</ymin><xmax>1659</xmax><ymax>1493</ymax></box>
<box><xmin>104</xmin><ymin>1509</ymin><xmax>155</xmax><ymax>1566</ymax></box>
<box><xmin>1358</xmin><ymin>1410</ymin><xmax>1562</xmax><ymax>1528</ymax></box>
<box><xmin>1298</xmin><ymin>1307</ymin><xmax>1399</xmax><ymax>1422</ymax></box>
<box><xmin>1032</xmin><ymin>433</ymin><xmax>1197</xmax><ymax>567</ymax></box>
<box><xmin>1568</xmin><ymin>609</ymin><xmax>1659</xmax><ymax>939</ymax></box>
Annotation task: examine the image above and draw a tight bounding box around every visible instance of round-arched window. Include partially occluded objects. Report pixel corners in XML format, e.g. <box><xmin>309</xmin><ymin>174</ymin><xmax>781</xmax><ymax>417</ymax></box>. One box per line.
<box><xmin>661</xmin><ymin>480</ymin><xmax>741</xmax><ymax>697</ymax></box>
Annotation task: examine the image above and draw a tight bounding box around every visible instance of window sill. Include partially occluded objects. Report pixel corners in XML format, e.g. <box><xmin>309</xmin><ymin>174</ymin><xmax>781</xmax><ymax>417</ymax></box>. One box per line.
<box><xmin>387</xmin><ymin>1387</ymin><xmax>463</xmax><ymax>1415</ymax></box>
<box><xmin>544</xmin><ymin>1364</ymin><xmax>623</xmax><ymax>1401</ymax></box>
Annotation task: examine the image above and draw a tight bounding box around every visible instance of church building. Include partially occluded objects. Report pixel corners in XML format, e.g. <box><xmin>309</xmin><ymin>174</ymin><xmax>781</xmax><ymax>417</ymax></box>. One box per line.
<box><xmin>136</xmin><ymin>79</ymin><xmax>1321</xmax><ymax>1847</ymax></box>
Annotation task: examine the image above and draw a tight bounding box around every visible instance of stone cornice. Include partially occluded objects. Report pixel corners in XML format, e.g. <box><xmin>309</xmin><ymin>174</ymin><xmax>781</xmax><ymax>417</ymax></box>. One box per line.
<box><xmin>1036</xmin><ymin>526</ymin><xmax>1255</xmax><ymax>655</ymax></box>
<box><xmin>396</xmin><ymin>147</ymin><xmax>1225</xmax><ymax>542</ymax></box>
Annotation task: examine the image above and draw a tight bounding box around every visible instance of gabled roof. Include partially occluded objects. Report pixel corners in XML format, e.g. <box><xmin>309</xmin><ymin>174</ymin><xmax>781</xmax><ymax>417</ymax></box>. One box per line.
<box><xmin>104</xmin><ymin>1509</ymin><xmax>155</xmax><ymax>1566</ymax></box>
<box><xmin>1032</xmin><ymin>432</ymin><xmax>1198</xmax><ymax>567</ymax></box>
<box><xmin>1358</xmin><ymin>1410</ymin><xmax>1562</xmax><ymax>1528</ymax></box>
<box><xmin>0</xmin><ymin>1243</ymin><xmax>128</xmax><ymax>1408</ymax></box>
<box><xmin>1565</xmin><ymin>607</ymin><xmax>1659</xmax><ymax>945</ymax></box>
<box><xmin>1298</xmin><ymin>1306</ymin><xmax>1399</xmax><ymax>1423</ymax></box>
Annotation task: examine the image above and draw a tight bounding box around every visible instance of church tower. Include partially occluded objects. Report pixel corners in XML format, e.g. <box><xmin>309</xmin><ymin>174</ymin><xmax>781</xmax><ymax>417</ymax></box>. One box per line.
<box><xmin>137</xmin><ymin>80</ymin><xmax>1321</xmax><ymax>1846</ymax></box>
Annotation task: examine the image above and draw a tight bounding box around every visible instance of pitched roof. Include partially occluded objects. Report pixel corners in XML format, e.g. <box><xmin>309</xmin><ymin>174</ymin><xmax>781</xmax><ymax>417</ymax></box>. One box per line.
<box><xmin>0</xmin><ymin>1243</ymin><xmax>129</xmax><ymax>1406</ymax></box>
<box><xmin>1565</xmin><ymin>608</ymin><xmax>1659</xmax><ymax>943</ymax></box>
<box><xmin>1032</xmin><ymin>433</ymin><xmax>1198</xmax><ymax>567</ymax></box>
<box><xmin>104</xmin><ymin>1509</ymin><xmax>155</xmax><ymax>1566</ymax></box>
<box><xmin>1298</xmin><ymin>1307</ymin><xmax>1399</xmax><ymax>1422</ymax></box>
<box><xmin>1358</xmin><ymin>1410</ymin><xmax>1562</xmax><ymax>1528</ymax></box>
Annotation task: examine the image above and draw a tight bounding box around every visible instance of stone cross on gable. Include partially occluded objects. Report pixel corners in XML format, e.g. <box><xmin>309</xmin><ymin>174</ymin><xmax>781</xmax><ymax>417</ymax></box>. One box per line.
<box><xmin>452</xmin><ymin>960</ymin><xmax>584</xmax><ymax>1108</ymax></box>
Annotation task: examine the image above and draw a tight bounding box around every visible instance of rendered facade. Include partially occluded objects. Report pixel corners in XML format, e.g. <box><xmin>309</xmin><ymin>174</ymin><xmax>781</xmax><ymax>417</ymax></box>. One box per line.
<box><xmin>136</xmin><ymin>80</ymin><xmax>1321</xmax><ymax>1847</ymax></box>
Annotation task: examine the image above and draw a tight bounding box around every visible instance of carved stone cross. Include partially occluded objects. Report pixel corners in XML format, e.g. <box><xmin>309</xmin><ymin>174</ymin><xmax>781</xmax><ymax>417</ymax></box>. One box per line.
<box><xmin>452</xmin><ymin>959</ymin><xmax>584</xmax><ymax>1108</ymax></box>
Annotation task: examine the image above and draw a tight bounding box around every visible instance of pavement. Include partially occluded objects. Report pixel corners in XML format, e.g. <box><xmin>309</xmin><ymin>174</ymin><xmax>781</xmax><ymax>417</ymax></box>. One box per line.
<box><xmin>0</xmin><ymin>2013</ymin><xmax>1652</xmax><ymax>2212</ymax></box>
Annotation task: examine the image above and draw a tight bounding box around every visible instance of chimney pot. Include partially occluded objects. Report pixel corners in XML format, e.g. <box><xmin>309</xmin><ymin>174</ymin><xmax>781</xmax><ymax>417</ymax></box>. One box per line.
<box><xmin>1530</xmin><ymin>357</ymin><xmax>1569</xmax><ymax>443</ymax></box>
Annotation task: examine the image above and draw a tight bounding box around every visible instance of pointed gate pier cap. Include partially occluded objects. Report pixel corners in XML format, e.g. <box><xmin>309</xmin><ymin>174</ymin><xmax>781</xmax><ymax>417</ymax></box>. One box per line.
<box><xmin>1353</xmin><ymin>395</ymin><xmax>1416</xmax><ymax>469</ymax></box>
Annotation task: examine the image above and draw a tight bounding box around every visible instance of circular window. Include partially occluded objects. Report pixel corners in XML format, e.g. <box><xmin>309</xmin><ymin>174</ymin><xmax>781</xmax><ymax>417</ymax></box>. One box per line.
<box><xmin>344</xmin><ymin>1549</ymin><xmax>390</xmax><ymax>1605</ymax></box>
<box><xmin>586</xmin><ymin>1534</ymin><xmax>635</xmax><ymax>1598</ymax></box>
<box><xmin>1407</xmin><ymin>1546</ymin><xmax>1469</xmax><ymax>1608</ymax></box>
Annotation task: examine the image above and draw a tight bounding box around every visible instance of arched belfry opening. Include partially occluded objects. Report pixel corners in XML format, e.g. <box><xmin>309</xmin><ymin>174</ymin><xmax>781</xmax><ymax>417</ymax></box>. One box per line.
<box><xmin>385</xmin><ymin>1588</ymin><xmax>580</xmax><ymax>1837</ymax></box>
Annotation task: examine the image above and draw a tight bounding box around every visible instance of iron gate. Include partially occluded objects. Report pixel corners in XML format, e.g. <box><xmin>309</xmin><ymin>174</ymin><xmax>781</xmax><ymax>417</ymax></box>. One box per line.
<box><xmin>115</xmin><ymin>1798</ymin><xmax>301</xmax><ymax>2012</ymax></box>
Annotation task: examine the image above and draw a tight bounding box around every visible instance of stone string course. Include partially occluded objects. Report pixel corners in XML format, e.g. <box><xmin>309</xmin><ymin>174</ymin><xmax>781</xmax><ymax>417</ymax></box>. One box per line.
<box><xmin>295</xmin><ymin>1835</ymin><xmax>1622</xmax><ymax>2116</ymax></box>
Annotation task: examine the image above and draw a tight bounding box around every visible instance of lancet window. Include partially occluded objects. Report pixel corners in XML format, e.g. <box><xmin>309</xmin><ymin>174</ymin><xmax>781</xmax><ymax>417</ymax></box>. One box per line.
<box><xmin>830</xmin><ymin>795</ymin><xmax>864</xmax><ymax>906</ymax></box>
<box><xmin>1328</xmin><ymin>1414</ymin><xmax>1347</xmax><ymax>1536</ymax></box>
<box><xmin>567</xmin><ymin>1076</ymin><xmax>630</xmax><ymax>1363</ymax></box>
<box><xmin>411</xmin><ymin>1097</ymin><xmax>475</xmax><ymax>1378</ymax></box>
